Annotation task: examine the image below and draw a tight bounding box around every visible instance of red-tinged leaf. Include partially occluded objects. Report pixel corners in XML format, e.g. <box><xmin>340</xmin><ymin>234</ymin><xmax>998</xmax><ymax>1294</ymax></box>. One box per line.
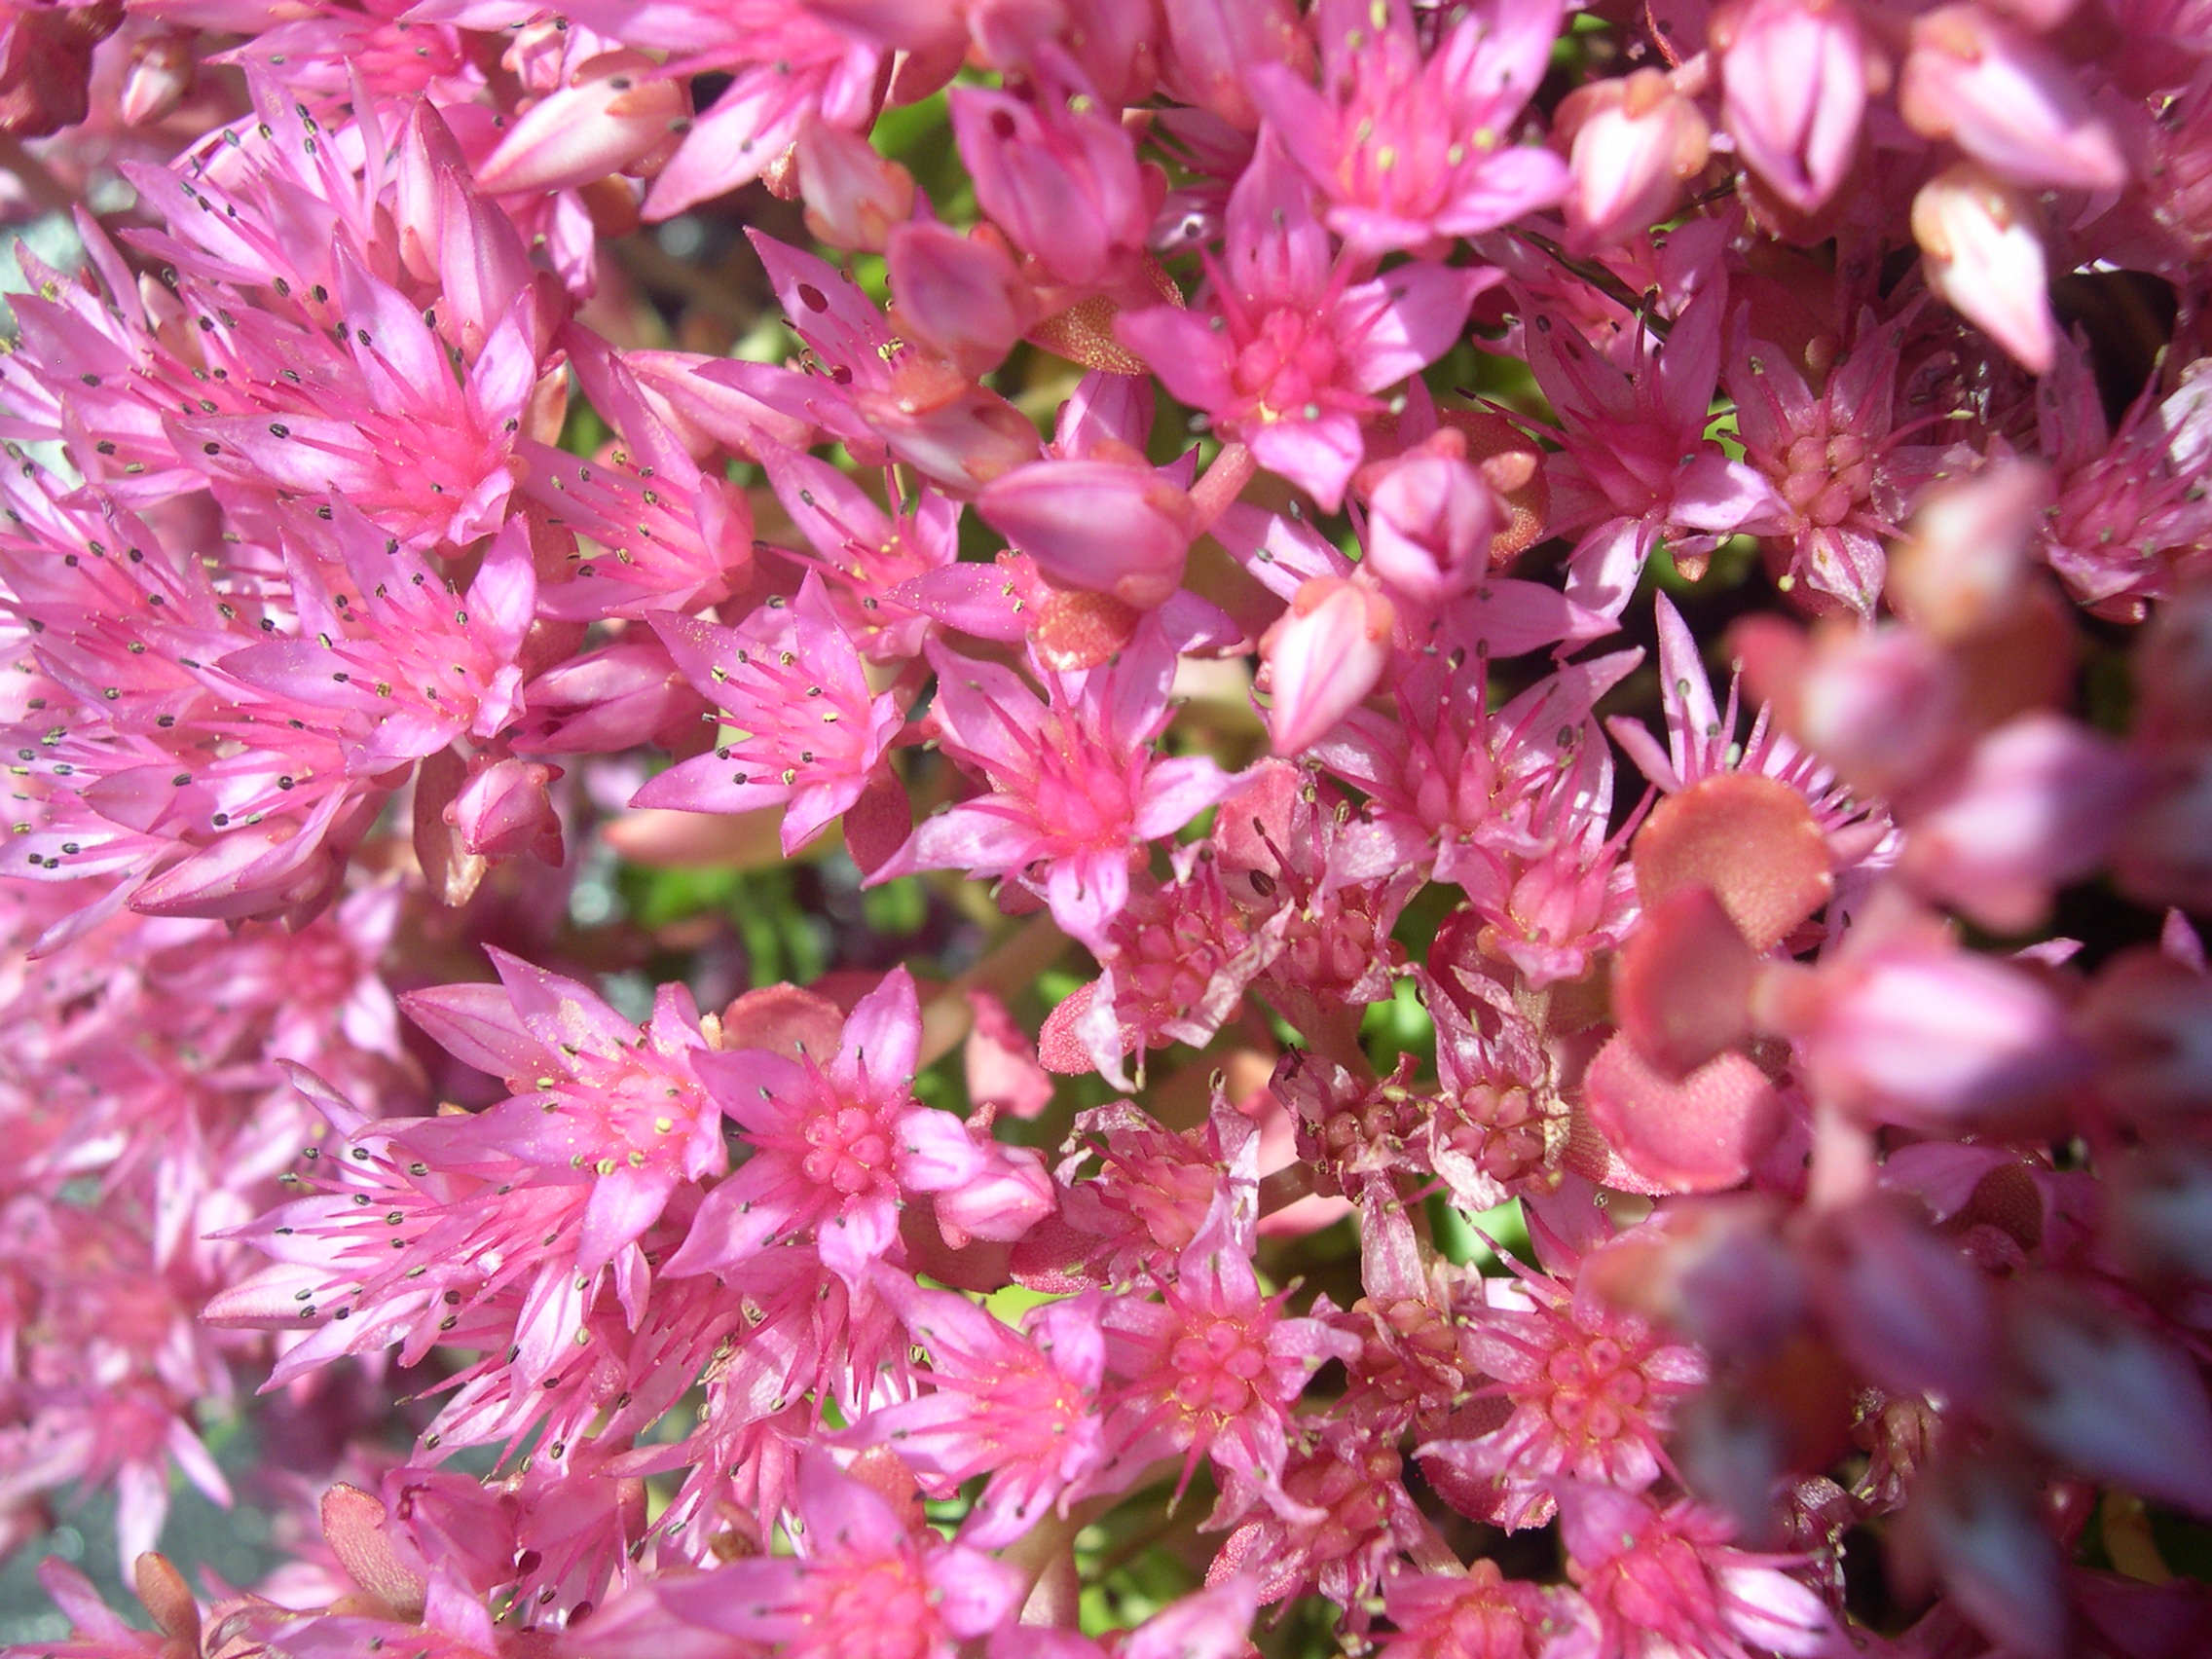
<box><xmin>719</xmin><ymin>982</ymin><xmax>847</xmax><ymax>1062</ymax></box>
<box><xmin>320</xmin><ymin>1484</ymin><xmax>425</xmax><ymax>1620</ymax></box>
<box><xmin>132</xmin><ymin>1554</ymin><xmax>199</xmax><ymax>1647</ymax></box>
<box><xmin>1614</xmin><ymin>884</ymin><xmax>1761</xmax><ymax>1078</ymax></box>
<box><xmin>1582</xmin><ymin>1031</ymin><xmax>1784</xmax><ymax>1194</ymax></box>
<box><xmin>843</xmin><ymin>762</ymin><xmax>913</xmax><ymax>880</ymax></box>
<box><xmin>1634</xmin><ymin>771</ymin><xmax>1832</xmax><ymax>950</ymax></box>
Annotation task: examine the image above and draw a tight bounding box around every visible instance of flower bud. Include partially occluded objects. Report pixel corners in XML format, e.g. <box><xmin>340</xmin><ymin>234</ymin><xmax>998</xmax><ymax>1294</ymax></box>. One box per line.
<box><xmin>948</xmin><ymin>83</ymin><xmax>1152</xmax><ymax>287</ymax></box>
<box><xmin>1557</xmin><ymin>68</ymin><xmax>1712</xmax><ymax>253</ymax></box>
<box><xmin>796</xmin><ymin>116</ymin><xmax>916</xmax><ymax>253</ymax></box>
<box><xmin>977</xmin><ymin>458</ymin><xmax>1197</xmax><ymax>609</ymax></box>
<box><xmin>887</xmin><ymin>220</ymin><xmax>1035</xmax><ymax>380</ymax></box>
<box><xmin>1261</xmin><ymin>577</ymin><xmax>1396</xmax><ymax>756</ymax></box>
<box><xmin>119</xmin><ymin>29</ymin><xmax>193</xmax><ymax>128</ymax></box>
<box><xmin>1362</xmin><ymin>449</ymin><xmax>1504</xmax><ymax>606</ymax></box>
<box><xmin>1714</xmin><ymin>0</ymin><xmax>1871</xmax><ymax>214</ymax></box>
<box><xmin>445</xmin><ymin>755</ymin><xmax>565</xmax><ymax>866</ymax></box>
<box><xmin>1912</xmin><ymin>163</ymin><xmax>2058</xmax><ymax>374</ymax></box>
<box><xmin>475</xmin><ymin>53</ymin><xmax>689</xmax><ymax>195</ymax></box>
<box><xmin>1899</xmin><ymin>7</ymin><xmax>2126</xmax><ymax>192</ymax></box>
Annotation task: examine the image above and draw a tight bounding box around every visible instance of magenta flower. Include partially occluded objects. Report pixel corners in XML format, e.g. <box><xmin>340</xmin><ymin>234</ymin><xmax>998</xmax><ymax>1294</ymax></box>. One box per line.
<box><xmin>873</xmin><ymin>619</ymin><xmax>1244</xmax><ymax>951</ymax></box>
<box><xmin>846</xmin><ymin>1270</ymin><xmax>1107</xmax><ymax>1548</ymax></box>
<box><xmin>1115</xmin><ymin>137</ymin><xmax>1488</xmax><ymax>511</ymax></box>
<box><xmin>1247</xmin><ymin>0</ymin><xmax>1569</xmax><ymax>254</ymax></box>
<box><xmin>665</xmin><ymin>968</ymin><xmax>992</xmax><ymax>1286</ymax></box>
<box><xmin>653</xmin><ymin>1450</ymin><xmax>1022</xmax><ymax>1658</ymax></box>
<box><xmin>632</xmin><ymin>573</ymin><xmax>905</xmax><ymax>856</ymax></box>
<box><xmin>1099</xmin><ymin>1182</ymin><xmax>1360</xmax><ymax>1525</ymax></box>
<box><xmin>1528</xmin><ymin>281</ymin><xmax>1790</xmax><ymax>621</ymax></box>
<box><xmin>1426</xmin><ymin>1231</ymin><xmax>1707</xmax><ymax>1530</ymax></box>
<box><xmin>1552</xmin><ymin>1487</ymin><xmax>1836</xmax><ymax>1659</ymax></box>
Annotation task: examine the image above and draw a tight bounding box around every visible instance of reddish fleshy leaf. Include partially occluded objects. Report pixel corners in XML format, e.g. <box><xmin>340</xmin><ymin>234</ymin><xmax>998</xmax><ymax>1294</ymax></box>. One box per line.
<box><xmin>1581</xmin><ymin>1031</ymin><xmax>1784</xmax><ymax>1194</ymax></box>
<box><xmin>1614</xmin><ymin>884</ymin><xmax>1762</xmax><ymax>1078</ymax></box>
<box><xmin>1633</xmin><ymin>771</ymin><xmax>1832</xmax><ymax>950</ymax></box>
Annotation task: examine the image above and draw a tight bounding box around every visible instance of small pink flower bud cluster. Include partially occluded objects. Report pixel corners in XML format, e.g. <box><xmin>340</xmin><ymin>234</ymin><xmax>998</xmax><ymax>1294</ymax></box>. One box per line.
<box><xmin>0</xmin><ymin>3</ymin><xmax>2208</xmax><ymax>1658</ymax></box>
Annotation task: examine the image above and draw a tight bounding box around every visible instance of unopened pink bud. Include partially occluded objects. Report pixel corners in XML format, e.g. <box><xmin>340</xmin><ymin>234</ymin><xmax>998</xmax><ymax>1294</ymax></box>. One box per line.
<box><xmin>1714</xmin><ymin>0</ymin><xmax>1871</xmax><ymax>214</ymax></box>
<box><xmin>1773</xmin><ymin>933</ymin><xmax>2093</xmax><ymax>1129</ymax></box>
<box><xmin>1899</xmin><ymin>7</ymin><xmax>2127</xmax><ymax>193</ymax></box>
<box><xmin>2006</xmin><ymin>1285</ymin><xmax>2212</xmax><ymax>1518</ymax></box>
<box><xmin>1888</xmin><ymin>458</ymin><xmax>2054</xmax><ymax>643</ymax></box>
<box><xmin>887</xmin><ymin>221</ymin><xmax>1035</xmax><ymax>380</ymax></box>
<box><xmin>1160</xmin><ymin>0</ymin><xmax>1309</xmax><ymax>132</ymax></box>
<box><xmin>948</xmin><ymin>84</ymin><xmax>1152</xmax><ymax>287</ymax></box>
<box><xmin>475</xmin><ymin>53</ymin><xmax>689</xmax><ymax>196</ymax></box>
<box><xmin>1806</xmin><ymin>1198</ymin><xmax>1997</xmax><ymax>1406</ymax></box>
<box><xmin>1362</xmin><ymin>450</ymin><xmax>1504</xmax><ymax>606</ymax></box>
<box><xmin>1912</xmin><ymin>163</ymin><xmax>2059</xmax><ymax>375</ymax></box>
<box><xmin>1900</xmin><ymin>714</ymin><xmax>2142</xmax><ymax>934</ymax></box>
<box><xmin>445</xmin><ymin>755</ymin><xmax>565</xmax><ymax>866</ymax></box>
<box><xmin>977</xmin><ymin>459</ymin><xmax>1196</xmax><ymax>609</ymax></box>
<box><xmin>933</xmin><ymin>1144</ymin><xmax>1056</xmax><ymax>1245</ymax></box>
<box><xmin>1557</xmin><ymin>68</ymin><xmax>1712</xmax><ymax>253</ymax></box>
<box><xmin>854</xmin><ymin>360</ymin><xmax>1041</xmax><ymax>490</ymax></box>
<box><xmin>1261</xmin><ymin>578</ymin><xmax>1396</xmax><ymax>756</ymax></box>
<box><xmin>119</xmin><ymin>29</ymin><xmax>193</xmax><ymax>128</ymax></box>
<box><xmin>796</xmin><ymin>116</ymin><xmax>916</xmax><ymax>253</ymax></box>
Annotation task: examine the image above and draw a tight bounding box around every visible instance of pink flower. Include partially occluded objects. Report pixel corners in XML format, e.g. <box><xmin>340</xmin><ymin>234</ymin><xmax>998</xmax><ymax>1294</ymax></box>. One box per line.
<box><xmin>1247</xmin><ymin>0</ymin><xmax>1569</xmax><ymax>254</ymax></box>
<box><xmin>872</xmin><ymin>620</ymin><xmax>1244</xmax><ymax>950</ymax></box>
<box><xmin>1529</xmin><ymin>282</ymin><xmax>1790</xmax><ymax>621</ymax></box>
<box><xmin>845</xmin><ymin>1270</ymin><xmax>1107</xmax><ymax>1547</ymax></box>
<box><xmin>653</xmin><ymin>1450</ymin><xmax>1022</xmax><ymax>1658</ymax></box>
<box><xmin>664</xmin><ymin>968</ymin><xmax>992</xmax><ymax>1286</ymax></box>
<box><xmin>1100</xmin><ymin>1184</ymin><xmax>1360</xmax><ymax>1524</ymax></box>
<box><xmin>1426</xmin><ymin>1232</ymin><xmax>1706</xmax><ymax>1530</ymax></box>
<box><xmin>1552</xmin><ymin>1487</ymin><xmax>1836</xmax><ymax>1659</ymax></box>
<box><xmin>1115</xmin><ymin>137</ymin><xmax>1488</xmax><ymax>511</ymax></box>
<box><xmin>632</xmin><ymin>573</ymin><xmax>905</xmax><ymax>856</ymax></box>
<box><xmin>1725</xmin><ymin>310</ymin><xmax>1942</xmax><ymax>616</ymax></box>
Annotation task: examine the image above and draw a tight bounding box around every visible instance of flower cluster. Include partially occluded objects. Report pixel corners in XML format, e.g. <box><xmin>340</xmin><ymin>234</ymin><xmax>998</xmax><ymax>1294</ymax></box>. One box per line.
<box><xmin>1</xmin><ymin>3</ymin><xmax>2210</xmax><ymax>1659</ymax></box>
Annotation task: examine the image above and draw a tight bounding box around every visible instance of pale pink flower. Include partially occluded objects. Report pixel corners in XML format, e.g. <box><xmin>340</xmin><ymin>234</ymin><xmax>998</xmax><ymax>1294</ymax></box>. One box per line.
<box><xmin>1115</xmin><ymin>137</ymin><xmax>1488</xmax><ymax>511</ymax></box>
<box><xmin>873</xmin><ymin>620</ymin><xmax>1244</xmax><ymax>950</ymax></box>
<box><xmin>1912</xmin><ymin>163</ymin><xmax>2060</xmax><ymax>374</ymax></box>
<box><xmin>632</xmin><ymin>573</ymin><xmax>905</xmax><ymax>856</ymax></box>
<box><xmin>1713</xmin><ymin>0</ymin><xmax>1870</xmax><ymax>215</ymax></box>
<box><xmin>664</xmin><ymin>968</ymin><xmax>998</xmax><ymax>1286</ymax></box>
<box><xmin>653</xmin><ymin>1450</ymin><xmax>1022</xmax><ymax>1659</ymax></box>
<box><xmin>1247</xmin><ymin>0</ymin><xmax>1568</xmax><ymax>253</ymax></box>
